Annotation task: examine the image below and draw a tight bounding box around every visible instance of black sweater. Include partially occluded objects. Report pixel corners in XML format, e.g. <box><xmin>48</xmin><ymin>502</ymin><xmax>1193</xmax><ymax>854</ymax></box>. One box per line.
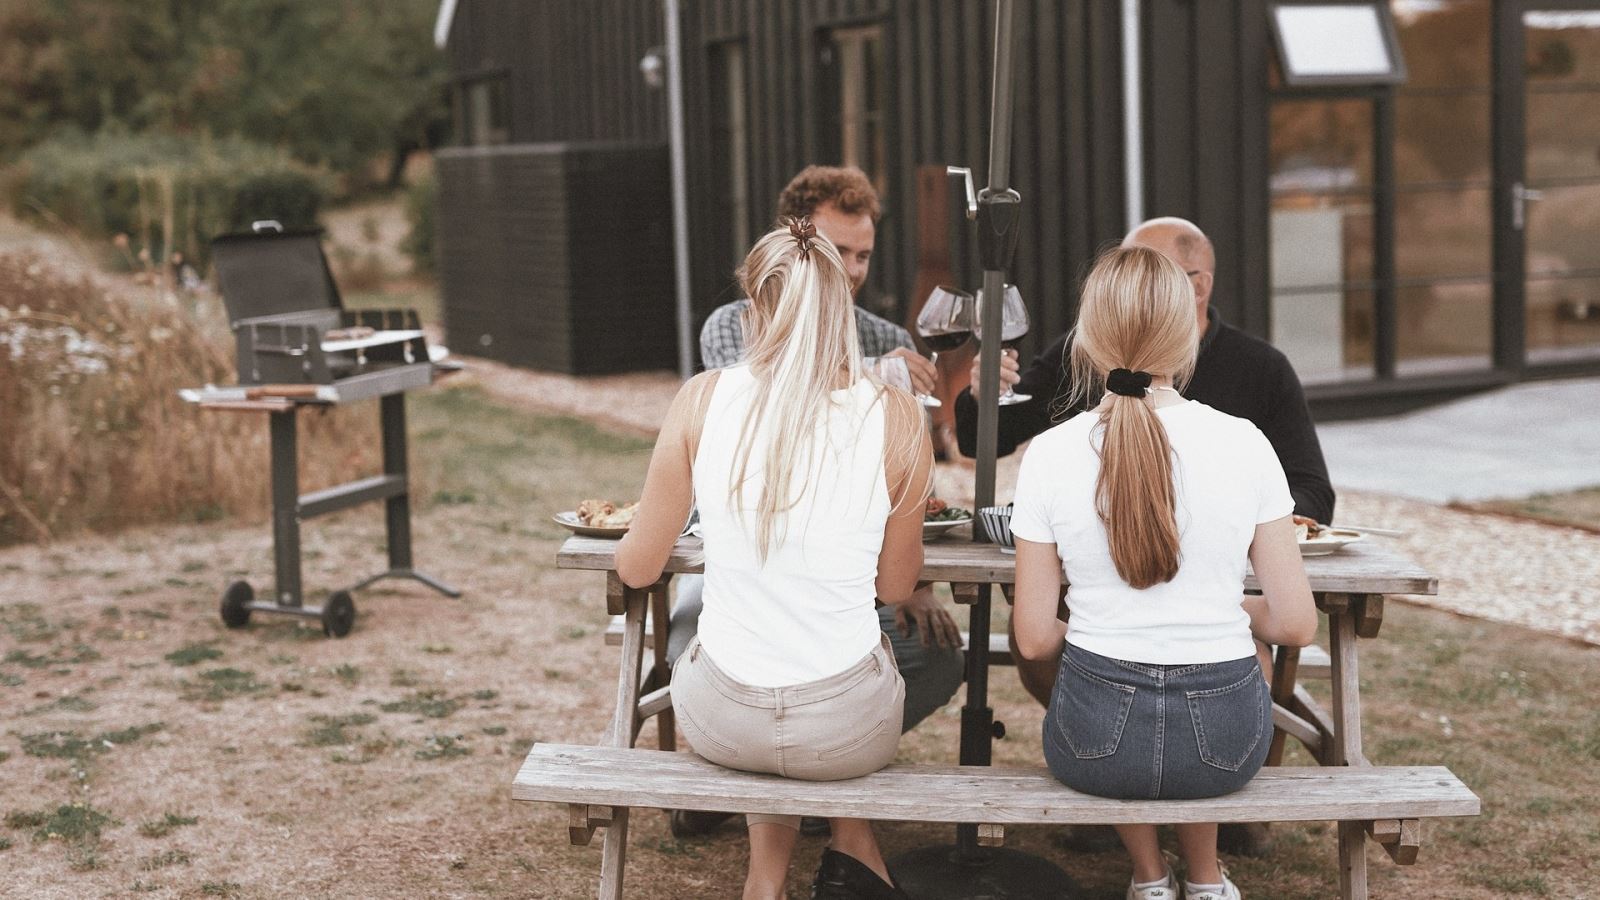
<box><xmin>954</xmin><ymin>307</ymin><xmax>1336</xmax><ymax>524</ymax></box>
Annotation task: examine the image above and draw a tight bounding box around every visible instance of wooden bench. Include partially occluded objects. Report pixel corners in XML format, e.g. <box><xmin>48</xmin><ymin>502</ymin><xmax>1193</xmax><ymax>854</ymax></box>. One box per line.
<box><xmin>515</xmin><ymin>743</ymin><xmax>1479</xmax><ymax>898</ymax></box>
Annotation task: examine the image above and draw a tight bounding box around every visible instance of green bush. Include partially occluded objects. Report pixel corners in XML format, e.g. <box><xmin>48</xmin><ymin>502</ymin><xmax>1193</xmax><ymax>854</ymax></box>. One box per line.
<box><xmin>4</xmin><ymin>131</ymin><xmax>329</xmax><ymax>266</ymax></box>
<box><xmin>402</xmin><ymin>173</ymin><xmax>436</xmax><ymax>274</ymax></box>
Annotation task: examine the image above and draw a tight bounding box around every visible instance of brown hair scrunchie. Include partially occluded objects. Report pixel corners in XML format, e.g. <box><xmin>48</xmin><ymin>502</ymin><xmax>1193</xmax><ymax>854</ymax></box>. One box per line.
<box><xmin>781</xmin><ymin>215</ymin><xmax>816</xmax><ymax>261</ymax></box>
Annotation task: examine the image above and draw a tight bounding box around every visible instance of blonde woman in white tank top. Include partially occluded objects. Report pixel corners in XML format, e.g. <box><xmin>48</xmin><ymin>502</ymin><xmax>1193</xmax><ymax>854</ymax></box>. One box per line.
<box><xmin>618</xmin><ymin>220</ymin><xmax>932</xmax><ymax>900</ymax></box>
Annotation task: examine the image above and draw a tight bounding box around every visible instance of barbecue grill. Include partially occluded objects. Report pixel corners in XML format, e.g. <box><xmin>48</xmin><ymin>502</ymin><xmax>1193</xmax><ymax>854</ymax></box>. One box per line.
<box><xmin>181</xmin><ymin>221</ymin><xmax>461</xmax><ymax>637</ymax></box>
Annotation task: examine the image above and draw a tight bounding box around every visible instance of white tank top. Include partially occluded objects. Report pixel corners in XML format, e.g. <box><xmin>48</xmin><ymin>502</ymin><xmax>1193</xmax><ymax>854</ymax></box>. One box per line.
<box><xmin>693</xmin><ymin>365</ymin><xmax>891</xmax><ymax>687</ymax></box>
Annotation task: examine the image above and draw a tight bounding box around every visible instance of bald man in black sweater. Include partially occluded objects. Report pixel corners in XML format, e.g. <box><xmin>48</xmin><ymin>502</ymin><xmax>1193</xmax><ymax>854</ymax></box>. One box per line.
<box><xmin>955</xmin><ymin>217</ymin><xmax>1335</xmax><ymax>523</ymax></box>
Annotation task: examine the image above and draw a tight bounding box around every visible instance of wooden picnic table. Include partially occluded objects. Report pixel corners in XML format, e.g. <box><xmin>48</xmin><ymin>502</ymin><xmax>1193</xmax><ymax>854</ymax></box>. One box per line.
<box><xmin>555</xmin><ymin>533</ymin><xmax>1438</xmax><ymax>898</ymax></box>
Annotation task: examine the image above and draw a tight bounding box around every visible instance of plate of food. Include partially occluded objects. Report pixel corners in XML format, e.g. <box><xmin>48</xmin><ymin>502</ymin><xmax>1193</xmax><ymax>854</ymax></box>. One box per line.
<box><xmin>554</xmin><ymin>499</ymin><xmax>638</xmax><ymax>538</ymax></box>
<box><xmin>923</xmin><ymin>497</ymin><xmax>972</xmax><ymax>540</ymax></box>
<box><xmin>1296</xmin><ymin>520</ymin><xmax>1364</xmax><ymax>557</ymax></box>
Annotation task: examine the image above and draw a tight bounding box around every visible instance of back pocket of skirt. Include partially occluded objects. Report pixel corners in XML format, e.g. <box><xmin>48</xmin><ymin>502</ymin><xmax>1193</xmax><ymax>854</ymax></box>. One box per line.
<box><xmin>1185</xmin><ymin>669</ymin><xmax>1265</xmax><ymax>772</ymax></box>
<box><xmin>1052</xmin><ymin>654</ymin><xmax>1137</xmax><ymax>760</ymax></box>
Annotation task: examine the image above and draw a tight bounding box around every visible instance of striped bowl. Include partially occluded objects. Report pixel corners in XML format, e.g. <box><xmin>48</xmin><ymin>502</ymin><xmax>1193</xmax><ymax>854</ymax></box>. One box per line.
<box><xmin>977</xmin><ymin>505</ymin><xmax>1015</xmax><ymax>550</ymax></box>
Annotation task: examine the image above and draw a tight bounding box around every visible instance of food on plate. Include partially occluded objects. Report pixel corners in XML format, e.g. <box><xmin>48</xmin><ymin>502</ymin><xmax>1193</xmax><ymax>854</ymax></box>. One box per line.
<box><xmin>1293</xmin><ymin>514</ymin><xmax>1325</xmax><ymax>542</ymax></box>
<box><xmin>924</xmin><ymin>497</ymin><xmax>972</xmax><ymax>522</ymax></box>
<box><xmin>576</xmin><ymin>499</ymin><xmax>637</xmax><ymax>529</ymax></box>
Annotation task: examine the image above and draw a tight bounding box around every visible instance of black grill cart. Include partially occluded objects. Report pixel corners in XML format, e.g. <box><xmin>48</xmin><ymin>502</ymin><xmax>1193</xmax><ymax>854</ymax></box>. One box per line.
<box><xmin>181</xmin><ymin>222</ymin><xmax>460</xmax><ymax>637</ymax></box>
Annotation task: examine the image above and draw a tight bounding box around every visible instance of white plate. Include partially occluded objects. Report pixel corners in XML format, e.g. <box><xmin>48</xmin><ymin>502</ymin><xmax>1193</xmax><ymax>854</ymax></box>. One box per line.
<box><xmin>1298</xmin><ymin>529</ymin><xmax>1364</xmax><ymax>556</ymax></box>
<box><xmin>552</xmin><ymin>511</ymin><xmax>629</xmax><ymax>539</ymax></box>
<box><xmin>923</xmin><ymin>517</ymin><xmax>972</xmax><ymax>540</ymax></box>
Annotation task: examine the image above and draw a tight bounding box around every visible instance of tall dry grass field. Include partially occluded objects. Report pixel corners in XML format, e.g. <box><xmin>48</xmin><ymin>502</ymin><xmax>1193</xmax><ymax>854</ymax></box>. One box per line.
<box><xmin>0</xmin><ymin>252</ymin><xmax>375</xmax><ymax>546</ymax></box>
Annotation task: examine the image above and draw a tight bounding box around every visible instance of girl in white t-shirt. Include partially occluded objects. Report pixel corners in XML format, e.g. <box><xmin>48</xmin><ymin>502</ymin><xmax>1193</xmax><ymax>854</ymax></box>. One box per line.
<box><xmin>1010</xmin><ymin>246</ymin><xmax>1317</xmax><ymax>900</ymax></box>
<box><xmin>618</xmin><ymin>219</ymin><xmax>931</xmax><ymax>900</ymax></box>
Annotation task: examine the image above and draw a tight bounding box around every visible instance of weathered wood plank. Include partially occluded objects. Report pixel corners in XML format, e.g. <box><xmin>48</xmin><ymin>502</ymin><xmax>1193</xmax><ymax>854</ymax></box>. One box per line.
<box><xmin>1338</xmin><ymin>819</ymin><xmax>1368</xmax><ymax>899</ymax></box>
<box><xmin>514</xmin><ymin>745</ymin><xmax>1480</xmax><ymax>825</ymax></box>
<box><xmin>559</xmin><ymin>537</ymin><xmax>1439</xmax><ymax>596</ymax></box>
<box><xmin>1271</xmin><ymin>702</ymin><xmax>1323</xmax><ymax>757</ymax></box>
<box><xmin>1379</xmin><ymin>818</ymin><xmax>1422</xmax><ymax>865</ymax></box>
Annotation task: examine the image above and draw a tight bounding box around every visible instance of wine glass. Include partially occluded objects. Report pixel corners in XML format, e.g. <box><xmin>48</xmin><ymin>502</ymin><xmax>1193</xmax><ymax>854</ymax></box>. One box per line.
<box><xmin>973</xmin><ymin>283</ymin><xmax>1032</xmax><ymax>405</ymax></box>
<box><xmin>915</xmin><ymin>286</ymin><xmax>975</xmax><ymax>408</ymax></box>
<box><xmin>876</xmin><ymin>355</ymin><xmax>939</xmax><ymax>408</ymax></box>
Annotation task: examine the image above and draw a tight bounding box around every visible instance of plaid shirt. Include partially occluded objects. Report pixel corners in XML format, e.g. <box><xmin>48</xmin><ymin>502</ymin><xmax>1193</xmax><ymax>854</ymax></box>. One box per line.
<box><xmin>698</xmin><ymin>299</ymin><xmax>915</xmax><ymax>370</ymax></box>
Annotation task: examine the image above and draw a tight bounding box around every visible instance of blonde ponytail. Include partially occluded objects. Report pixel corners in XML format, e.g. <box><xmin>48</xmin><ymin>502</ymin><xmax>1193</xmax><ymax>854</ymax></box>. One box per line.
<box><xmin>730</xmin><ymin>222</ymin><xmax>865</xmax><ymax>562</ymax></box>
<box><xmin>1068</xmin><ymin>246</ymin><xmax>1198</xmax><ymax>589</ymax></box>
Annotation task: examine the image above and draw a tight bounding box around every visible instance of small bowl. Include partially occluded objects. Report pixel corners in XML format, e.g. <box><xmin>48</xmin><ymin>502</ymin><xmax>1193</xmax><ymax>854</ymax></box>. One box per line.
<box><xmin>977</xmin><ymin>505</ymin><xmax>1015</xmax><ymax>551</ymax></box>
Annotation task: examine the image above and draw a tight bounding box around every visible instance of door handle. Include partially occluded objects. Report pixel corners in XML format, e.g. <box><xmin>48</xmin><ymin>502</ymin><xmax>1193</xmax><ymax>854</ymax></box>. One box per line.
<box><xmin>1513</xmin><ymin>182</ymin><xmax>1545</xmax><ymax>231</ymax></box>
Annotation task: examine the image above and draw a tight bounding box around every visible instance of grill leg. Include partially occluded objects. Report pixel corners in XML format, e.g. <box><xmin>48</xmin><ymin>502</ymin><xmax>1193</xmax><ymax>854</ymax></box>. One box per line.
<box><xmin>380</xmin><ymin>394</ymin><xmax>413</xmax><ymax>572</ymax></box>
<box><xmin>269</xmin><ymin>409</ymin><xmax>303</xmax><ymax>608</ymax></box>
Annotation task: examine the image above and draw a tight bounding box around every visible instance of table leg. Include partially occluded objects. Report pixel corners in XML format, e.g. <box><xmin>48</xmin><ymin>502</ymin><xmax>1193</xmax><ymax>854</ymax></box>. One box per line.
<box><xmin>594</xmin><ymin>577</ymin><xmax>649</xmax><ymax>899</ymax></box>
<box><xmin>1329</xmin><ymin>597</ymin><xmax>1369</xmax><ymax>899</ymax></box>
<box><xmin>1266</xmin><ymin>645</ymin><xmax>1302</xmax><ymax>766</ymax></box>
<box><xmin>648</xmin><ymin>582</ymin><xmax>676</xmax><ymax>751</ymax></box>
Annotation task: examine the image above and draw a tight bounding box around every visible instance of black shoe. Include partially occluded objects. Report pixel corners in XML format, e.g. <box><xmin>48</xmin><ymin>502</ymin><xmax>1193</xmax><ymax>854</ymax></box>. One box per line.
<box><xmin>800</xmin><ymin>816</ymin><xmax>831</xmax><ymax>837</ymax></box>
<box><xmin>811</xmin><ymin>848</ymin><xmax>907</xmax><ymax>900</ymax></box>
<box><xmin>1217</xmin><ymin>821</ymin><xmax>1274</xmax><ymax>858</ymax></box>
<box><xmin>667</xmin><ymin>808</ymin><xmax>734</xmax><ymax>838</ymax></box>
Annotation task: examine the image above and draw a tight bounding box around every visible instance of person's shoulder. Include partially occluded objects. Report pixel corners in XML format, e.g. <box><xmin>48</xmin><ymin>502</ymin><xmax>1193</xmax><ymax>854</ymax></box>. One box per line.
<box><xmin>704</xmin><ymin>298</ymin><xmax>750</xmax><ymax>323</ymax></box>
<box><xmin>855</xmin><ymin>305</ymin><xmax>913</xmax><ymax>341</ymax></box>
<box><xmin>1181</xmin><ymin>400</ymin><xmax>1274</xmax><ymax>447</ymax></box>
<box><xmin>1025</xmin><ymin>409</ymin><xmax>1097</xmax><ymax>452</ymax></box>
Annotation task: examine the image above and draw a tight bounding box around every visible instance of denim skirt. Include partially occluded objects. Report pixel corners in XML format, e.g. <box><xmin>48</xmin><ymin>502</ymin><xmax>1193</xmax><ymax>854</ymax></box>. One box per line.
<box><xmin>1042</xmin><ymin>642</ymin><xmax>1271</xmax><ymax>801</ymax></box>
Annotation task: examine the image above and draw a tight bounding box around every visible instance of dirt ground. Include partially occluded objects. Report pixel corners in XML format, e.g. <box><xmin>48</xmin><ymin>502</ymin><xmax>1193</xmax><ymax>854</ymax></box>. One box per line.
<box><xmin>3</xmin><ymin>383</ymin><xmax>1599</xmax><ymax>899</ymax></box>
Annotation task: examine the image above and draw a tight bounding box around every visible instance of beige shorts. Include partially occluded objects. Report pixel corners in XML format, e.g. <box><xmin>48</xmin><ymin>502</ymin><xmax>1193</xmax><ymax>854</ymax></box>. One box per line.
<box><xmin>670</xmin><ymin>633</ymin><xmax>906</xmax><ymax>829</ymax></box>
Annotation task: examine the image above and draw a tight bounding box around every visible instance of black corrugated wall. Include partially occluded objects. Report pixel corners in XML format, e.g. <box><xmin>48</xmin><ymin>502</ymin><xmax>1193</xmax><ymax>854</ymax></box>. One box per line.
<box><xmin>441</xmin><ymin>0</ymin><xmax>1126</xmax><ymax>369</ymax></box>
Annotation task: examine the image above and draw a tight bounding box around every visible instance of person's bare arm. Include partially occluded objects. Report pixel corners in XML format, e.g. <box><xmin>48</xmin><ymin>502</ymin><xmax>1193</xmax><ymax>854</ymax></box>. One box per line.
<box><xmin>616</xmin><ymin>373</ymin><xmax>717</xmax><ymax>589</ymax></box>
<box><xmin>876</xmin><ymin>388</ymin><xmax>933</xmax><ymax>604</ymax></box>
<box><xmin>1013</xmin><ymin>537</ymin><xmax>1066</xmax><ymax>660</ymax></box>
<box><xmin>1243</xmin><ymin>514</ymin><xmax>1317</xmax><ymax>647</ymax></box>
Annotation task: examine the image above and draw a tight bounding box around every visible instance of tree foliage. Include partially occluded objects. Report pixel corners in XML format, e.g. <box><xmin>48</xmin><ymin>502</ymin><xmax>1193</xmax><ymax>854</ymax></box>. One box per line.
<box><xmin>0</xmin><ymin>0</ymin><xmax>448</xmax><ymax>181</ymax></box>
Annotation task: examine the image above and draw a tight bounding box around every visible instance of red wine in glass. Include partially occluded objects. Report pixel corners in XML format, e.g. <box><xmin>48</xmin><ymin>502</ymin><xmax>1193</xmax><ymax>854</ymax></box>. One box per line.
<box><xmin>974</xmin><ymin>284</ymin><xmax>1032</xmax><ymax>405</ymax></box>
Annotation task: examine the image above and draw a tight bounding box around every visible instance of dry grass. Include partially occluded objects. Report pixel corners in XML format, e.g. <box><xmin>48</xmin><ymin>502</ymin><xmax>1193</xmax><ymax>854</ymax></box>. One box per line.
<box><xmin>0</xmin><ymin>385</ymin><xmax>1594</xmax><ymax>898</ymax></box>
<box><xmin>0</xmin><ymin>252</ymin><xmax>375</xmax><ymax>545</ymax></box>
<box><xmin>1461</xmin><ymin>487</ymin><xmax>1600</xmax><ymax>533</ymax></box>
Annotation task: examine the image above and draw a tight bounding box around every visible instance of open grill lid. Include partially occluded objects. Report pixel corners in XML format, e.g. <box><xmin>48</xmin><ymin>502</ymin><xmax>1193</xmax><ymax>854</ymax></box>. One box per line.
<box><xmin>211</xmin><ymin>223</ymin><xmax>342</xmax><ymax>324</ymax></box>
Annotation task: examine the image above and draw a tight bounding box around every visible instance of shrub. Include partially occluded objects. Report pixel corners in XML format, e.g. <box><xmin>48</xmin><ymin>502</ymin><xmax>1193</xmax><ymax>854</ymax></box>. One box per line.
<box><xmin>401</xmin><ymin>174</ymin><xmax>436</xmax><ymax>274</ymax></box>
<box><xmin>4</xmin><ymin>131</ymin><xmax>329</xmax><ymax>269</ymax></box>
<box><xmin>0</xmin><ymin>253</ymin><xmax>374</xmax><ymax>546</ymax></box>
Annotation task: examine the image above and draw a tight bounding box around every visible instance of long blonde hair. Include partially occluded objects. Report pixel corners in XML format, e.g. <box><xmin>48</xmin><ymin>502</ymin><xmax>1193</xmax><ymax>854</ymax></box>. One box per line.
<box><xmin>1067</xmin><ymin>246</ymin><xmax>1199</xmax><ymax>589</ymax></box>
<box><xmin>730</xmin><ymin>222</ymin><xmax>865</xmax><ymax>562</ymax></box>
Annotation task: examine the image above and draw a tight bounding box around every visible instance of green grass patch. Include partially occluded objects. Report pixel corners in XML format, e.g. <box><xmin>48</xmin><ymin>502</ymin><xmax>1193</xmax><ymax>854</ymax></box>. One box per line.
<box><xmin>21</xmin><ymin>802</ymin><xmax>119</xmax><ymax>842</ymax></box>
<box><xmin>25</xmin><ymin>692</ymin><xmax>98</xmax><ymax>715</ymax></box>
<box><xmin>20</xmin><ymin>722</ymin><xmax>162</xmax><ymax>760</ymax></box>
<box><xmin>414</xmin><ymin>734</ymin><xmax>470</xmax><ymax>760</ymax></box>
<box><xmin>182</xmin><ymin>668</ymin><xmax>266</xmax><ymax>701</ymax></box>
<box><xmin>200</xmin><ymin>880</ymin><xmax>243</xmax><ymax>897</ymax></box>
<box><xmin>0</xmin><ymin>603</ymin><xmax>62</xmax><ymax>643</ymax></box>
<box><xmin>379</xmin><ymin>691</ymin><xmax>460</xmax><ymax>719</ymax></box>
<box><xmin>1464</xmin><ymin>485</ymin><xmax>1600</xmax><ymax>531</ymax></box>
<box><xmin>164</xmin><ymin>643</ymin><xmax>223</xmax><ymax>667</ymax></box>
<box><xmin>332</xmin><ymin>663</ymin><xmax>361</xmax><ymax>684</ymax></box>
<box><xmin>139</xmin><ymin>848</ymin><xmax>193</xmax><ymax>870</ymax></box>
<box><xmin>303</xmin><ymin>713</ymin><xmax>378</xmax><ymax>747</ymax></box>
<box><xmin>137</xmin><ymin>813</ymin><xmax>199</xmax><ymax>838</ymax></box>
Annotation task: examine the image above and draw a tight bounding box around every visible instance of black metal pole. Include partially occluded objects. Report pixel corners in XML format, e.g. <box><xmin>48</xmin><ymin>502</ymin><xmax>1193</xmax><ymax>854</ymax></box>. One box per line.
<box><xmin>381</xmin><ymin>393</ymin><xmax>413</xmax><ymax>571</ymax></box>
<box><xmin>269</xmin><ymin>409</ymin><xmax>302</xmax><ymax>608</ymax></box>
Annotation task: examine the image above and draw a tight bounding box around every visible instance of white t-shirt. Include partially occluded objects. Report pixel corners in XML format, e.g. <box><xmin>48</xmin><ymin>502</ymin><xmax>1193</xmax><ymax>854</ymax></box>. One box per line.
<box><xmin>1010</xmin><ymin>400</ymin><xmax>1294</xmax><ymax>665</ymax></box>
<box><xmin>693</xmin><ymin>365</ymin><xmax>891</xmax><ymax>687</ymax></box>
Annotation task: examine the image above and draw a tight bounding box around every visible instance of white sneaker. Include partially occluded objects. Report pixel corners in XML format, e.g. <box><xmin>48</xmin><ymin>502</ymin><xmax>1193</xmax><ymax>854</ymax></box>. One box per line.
<box><xmin>1127</xmin><ymin>869</ymin><xmax>1180</xmax><ymax>900</ymax></box>
<box><xmin>1184</xmin><ymin>866</ymin><xmax>1242</xmax><ymax>900</ymax></box>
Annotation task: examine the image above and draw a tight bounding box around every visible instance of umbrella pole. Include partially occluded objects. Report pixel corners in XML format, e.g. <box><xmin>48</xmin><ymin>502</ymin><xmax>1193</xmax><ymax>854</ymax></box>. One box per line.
<box><xmin>894</xmin><ymin>3</ymin><xmax>1080</xmax><ymax>895</ymax></box>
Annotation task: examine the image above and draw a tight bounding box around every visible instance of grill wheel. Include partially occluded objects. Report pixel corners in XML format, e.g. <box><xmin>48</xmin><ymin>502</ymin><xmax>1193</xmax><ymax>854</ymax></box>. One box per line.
<box><xmin>220</xmin><ymin>581</ymin><xmax>253</xmax><ymax>629</ymax></box>
<box><xmin>321</xmin><ymin>590</ymin><xmax>356</xmax><ymax>638</ymax></box>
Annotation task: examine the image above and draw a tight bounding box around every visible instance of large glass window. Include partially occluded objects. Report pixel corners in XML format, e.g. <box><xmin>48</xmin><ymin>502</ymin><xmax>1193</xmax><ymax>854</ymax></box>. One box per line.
<box><xmin>1269</xmin><ymin>99</ymin><xmax>1376</xmax><ymax>384</ymax></box>
<box><xmin>1391</xmin><ymin>0</ymin><xmax>1493</xmax><ymax>376</ymax></box>
<box><xmin>1523</xmin><ymin>10</ymin><xmax>1600</xmax><ymax>364</ymax></box>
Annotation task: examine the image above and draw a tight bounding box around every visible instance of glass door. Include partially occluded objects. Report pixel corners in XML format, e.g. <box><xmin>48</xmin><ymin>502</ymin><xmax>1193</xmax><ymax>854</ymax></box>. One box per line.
<box><xmin>1505</xmin><ymin>3</ymin><xmax>1600</xmax><ymax>367</ymax></box>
